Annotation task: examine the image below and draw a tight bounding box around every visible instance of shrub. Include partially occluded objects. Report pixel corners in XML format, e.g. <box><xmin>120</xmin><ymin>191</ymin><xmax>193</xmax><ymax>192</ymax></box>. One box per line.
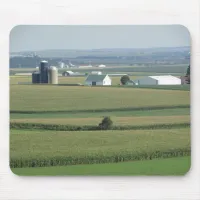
<box><xmin>120</xmin><ymin>75</ymin><xmax>130</xmax><ymax>85</ymax></box>
<box><xmin>98</xmin><ymin>116</ymin><xmax>113</xmax><ymax>130</ymax></box>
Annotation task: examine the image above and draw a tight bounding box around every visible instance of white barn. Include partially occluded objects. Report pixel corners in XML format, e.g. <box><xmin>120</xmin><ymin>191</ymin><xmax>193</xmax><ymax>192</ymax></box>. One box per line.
<box><xmin>85</xmin><ymin>74</ymin><xmax>111</xmax><ymax>86</ymax></box>
<box><xmin>91</xmin><ymin>71</ymin><xmax>102</xmax><ymax>75</ymax></box>
<box><xmin>98</xmin><ymin>64</ymin><xmax>106</xmax><ymax>68</ymax></box>
<box><xmin>135</xmin><ymin>75</ymin><xmax>181</xmax><ymax>85</ymax></box>
<box><xmin>62</xmin><ymin>71</ymin><xmax>74</xmax><ymax>76</ymax></box>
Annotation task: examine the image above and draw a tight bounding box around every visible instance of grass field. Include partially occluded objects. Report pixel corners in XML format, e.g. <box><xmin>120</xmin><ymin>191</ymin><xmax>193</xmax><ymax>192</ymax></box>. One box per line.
<box><xmin>10</xmin><ymin>85</ymin><xmax>190</xmax><ymax>112</ymax></box>
<box><xmin>11</xmin><ymin>156</ymin><xmax>191</xmax><ymax>176</ymax></box>
<box><xmin>10</xmin><ymin>74</ymin><xmax>190</xmax><ymax>175</ymax></box>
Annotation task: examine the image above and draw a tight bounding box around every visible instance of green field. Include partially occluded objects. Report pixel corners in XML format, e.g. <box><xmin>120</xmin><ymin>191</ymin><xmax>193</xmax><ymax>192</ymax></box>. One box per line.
<box><xmin>11</xmin><ymin>115</ymin><xmax>190</xmax><ymax>126</ymax></box>
<box><xmin>10</xmin><ymin>73</ymin><xmax>191</xmax><ymax>175</ymax></box>
<box><xmin>11</xmin><ymin>156</ymin><xmax>191</xmax><ymax>176</ymax></box>
<box><xmin>10</xmin><ymin>85</ymin><xmax>190</xmax><ymax>112</ymax></box>
<box><xmin>10</xmin><ymin>107</ymin><xmax>190</xmax><ymax>119</ymax></box>
<box><xmin>10</xmin><ymin>128</ymin><xmax>190</xmax><ymax>169</ymax></box>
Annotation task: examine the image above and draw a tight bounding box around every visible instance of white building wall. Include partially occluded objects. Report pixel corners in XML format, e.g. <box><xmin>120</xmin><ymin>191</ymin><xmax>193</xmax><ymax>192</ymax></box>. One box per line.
<box><xmin>85</xmin><ymin>81</ymin><xmax>103</xmax><ymax>85</ymax></box>
<box><xmin>103</xmin><ymin>76</ymin><xmax>112</xmax><ymax>85</ymax></box>
<box><xmin>85</xmin><ymin>81</ymin><xmax>92</xmax><ymax>86</ymax></box>
<box><xmin>85</xmin><ymin>76</ymin><xmax>112</xmax><ymax>86</ymax></box>
<box><xmin>158</xmin><ymin>78</ymin><xmax>181</xmax><ymax>85</ymax></box>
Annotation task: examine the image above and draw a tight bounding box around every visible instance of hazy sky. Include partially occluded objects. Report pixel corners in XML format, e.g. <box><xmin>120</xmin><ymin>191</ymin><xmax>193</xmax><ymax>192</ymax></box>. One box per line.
<box><xmin>10</xmin><ymin>25</ymin><xmax>190</xmax><ymax>52</ymax></box>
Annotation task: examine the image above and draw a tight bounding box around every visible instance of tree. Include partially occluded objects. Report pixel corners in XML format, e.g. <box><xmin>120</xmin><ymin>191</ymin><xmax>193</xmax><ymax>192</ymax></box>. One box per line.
<box><xmin>120</xmin><ymin>75</ymin><xmax>130</xmax><ymax>85</ymax></box>
<box><xmin>186</xmin><ymin>65</ymin><xmax>190</xmax><ymax>76</ymax></box>
<box><xmin>98</xmin><ymin>116</ymin><xmax>113</xmax><ymax>130</ymax></box>
<box><xmin>186</xmin><ymin>65</ymin><xmax>190</xmax><ymax>84</ymax></box>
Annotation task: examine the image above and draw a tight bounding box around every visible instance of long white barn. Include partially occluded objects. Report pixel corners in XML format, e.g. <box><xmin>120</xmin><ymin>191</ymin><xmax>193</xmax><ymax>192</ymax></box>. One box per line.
<box><xmin>135</xmin><ymin>75</ymin><xmax>181</xmax><ymax>85</ymax></box>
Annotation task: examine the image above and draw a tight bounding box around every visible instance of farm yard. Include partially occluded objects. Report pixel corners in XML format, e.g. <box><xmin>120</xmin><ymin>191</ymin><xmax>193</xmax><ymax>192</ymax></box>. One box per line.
<box><xmin>10</xmin><ymin>68</ymin><xmax>191</xmax><ymax>175</ymax></box>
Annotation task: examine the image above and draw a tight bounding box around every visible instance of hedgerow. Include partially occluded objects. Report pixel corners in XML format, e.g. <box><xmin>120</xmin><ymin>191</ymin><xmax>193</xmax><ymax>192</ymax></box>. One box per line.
<box><xmin>10</xmin><ymin>122</ymin><xmax>190</xmax><ymax>131</ymax></box>
<box><xmin>10</xmin><ymin>105</ymin><xmax>190</xmax><ymax>114</ymax></box>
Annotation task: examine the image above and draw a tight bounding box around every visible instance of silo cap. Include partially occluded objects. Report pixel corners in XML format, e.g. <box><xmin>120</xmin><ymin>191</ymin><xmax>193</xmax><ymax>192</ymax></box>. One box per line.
<box><xmin>49</xmin><ymin>66</ymin><xmax>58</xmax><ymax>70</ymax></box>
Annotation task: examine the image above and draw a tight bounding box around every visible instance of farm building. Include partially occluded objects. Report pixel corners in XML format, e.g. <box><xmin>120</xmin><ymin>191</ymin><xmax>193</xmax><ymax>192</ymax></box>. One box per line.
<box><xmin>180</xmin><ymin>75</ymin><xmax>190</xmax><ymax>84</ymax></box>
<box><xmin>98</xmin><ymin>64</ymin><xmax>106</xmax><ymax>68</ymax></box>
<box><xmin>62</xmin><ymin>71</ymin><xmax>74</xmax><ymax>76</ymax></box>
<box><xmin>91</xmin><ymin>71</ymin><xmax>102</xmax><ymax>75</ymax></box>
<box><xmin>85</xmin><ymin>74</ymin><xmax>112</xmax><ymax>86</ymax></box>
<box><xmin>134</xmin><ymin>75</ymin><xmax>181</xmax><ymax>85</ymax></box>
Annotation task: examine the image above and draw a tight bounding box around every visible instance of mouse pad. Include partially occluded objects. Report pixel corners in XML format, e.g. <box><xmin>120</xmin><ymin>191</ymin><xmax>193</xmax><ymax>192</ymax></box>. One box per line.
<box><xmin>9</xmin><ymin>25</ymin><xmax>191</xmax><ymax>176</ymax></box>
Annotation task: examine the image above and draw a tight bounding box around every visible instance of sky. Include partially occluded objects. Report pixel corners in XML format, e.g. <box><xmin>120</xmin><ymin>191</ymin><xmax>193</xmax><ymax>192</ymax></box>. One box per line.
<box><xmin>9</xmin><ymin>25</ymin><xmax>190</xmax><ymax>52</ymax></box>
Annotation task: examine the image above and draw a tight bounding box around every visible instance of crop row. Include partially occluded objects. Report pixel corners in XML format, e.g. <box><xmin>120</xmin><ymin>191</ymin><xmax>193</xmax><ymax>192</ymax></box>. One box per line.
<box><xmin>10</xmin><ymin>147</ymin><xmax>191</xmax><ymax>168</ymax></box>
<box><xmin>10</xmin><ymin>122</ymin><xmax>190</xmax><ymax>131</ymax></box>
<box><xmin>10</xmin><ymin>105</ymin><xmax>190</xmax><ymax>114</ymax></box>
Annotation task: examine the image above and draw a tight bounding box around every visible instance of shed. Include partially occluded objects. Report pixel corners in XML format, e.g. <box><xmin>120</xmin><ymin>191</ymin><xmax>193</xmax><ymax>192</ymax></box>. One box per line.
<box><xmin>85</xmin><ymin>74</ymin><xmax>111</xmax><ymax>86</ymax></box>
<box><xmin>134</xmin><ymin>75</ymin><xmax>181</xmax><ymax>85</ymax></box>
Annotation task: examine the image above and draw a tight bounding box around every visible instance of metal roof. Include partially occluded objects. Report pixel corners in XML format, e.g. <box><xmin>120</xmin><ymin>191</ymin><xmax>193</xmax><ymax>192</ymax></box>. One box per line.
<box><xmin>85</xmin><ymin>74</ymin><xmax>108</xmax><ymax>82</ymax></box>
<box><xmin>148</xmin><ymin>75</ymin><xmax>181</xmax><ymax>81</ymax></box>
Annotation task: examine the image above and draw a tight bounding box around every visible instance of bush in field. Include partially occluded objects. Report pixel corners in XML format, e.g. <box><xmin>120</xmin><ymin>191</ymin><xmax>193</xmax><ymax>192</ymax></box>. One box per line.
<box><xmin>120</xmin><ymin>75</ymin><xmax>130</xmax><ymax>85</ymax></box>
<box><xmin>98</xmin><ymin>116</ymin><xmax>113</xmax><ymax>130</ymax></box>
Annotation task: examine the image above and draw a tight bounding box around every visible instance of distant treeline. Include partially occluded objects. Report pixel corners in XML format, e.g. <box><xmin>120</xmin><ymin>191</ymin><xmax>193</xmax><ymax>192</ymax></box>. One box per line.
<box><xmin>9</xmin><ymin>52</ymin><xmax>190</xmax><ymax>68</ymax></box>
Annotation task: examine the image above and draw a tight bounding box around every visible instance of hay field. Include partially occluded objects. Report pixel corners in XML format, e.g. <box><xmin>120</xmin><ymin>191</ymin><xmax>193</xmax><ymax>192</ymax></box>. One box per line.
<box><xmin>11</xmin><ymin>115</ymin><xmax>190</xmax><ymax>126</ymax></box>
<box><xmin>10</xmin><ymin>85</ymin><xmax>190</xmax><ymax>112</ymax></box>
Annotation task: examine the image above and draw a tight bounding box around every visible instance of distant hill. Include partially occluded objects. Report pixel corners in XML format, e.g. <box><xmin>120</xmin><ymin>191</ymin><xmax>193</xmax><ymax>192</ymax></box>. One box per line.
<box><xmin>10</xmin><ymin>46</ymin><xmax>190</xmax><ymax>58</ymax></box>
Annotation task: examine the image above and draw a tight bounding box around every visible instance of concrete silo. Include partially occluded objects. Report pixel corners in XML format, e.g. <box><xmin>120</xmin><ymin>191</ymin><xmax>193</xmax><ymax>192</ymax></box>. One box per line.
<box><xmin>48</xmin><ymin>66</ymin><xmax>58</xmax><ymax>84</ymax></box>
<box><xmin>32</xmin><ymin>71</ymin><xmax>40</xmax><ymax>84</ymax></box>
<box><xmin>40</xmin><ymin>60</ymin><xmax>49</xmax><ymax>83</ymax></box>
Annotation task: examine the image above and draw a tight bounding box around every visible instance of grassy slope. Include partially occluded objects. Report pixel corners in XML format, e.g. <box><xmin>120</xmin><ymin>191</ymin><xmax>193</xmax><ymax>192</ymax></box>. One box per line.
<box><xmin>10</xmin><ymin>128</ymin><xmax>190</xmax><ymax>160</ymax></box>
<box><xmin>10</xmin><ymin>85</ymin><xmax>190</xmax><ymax>111</ymax></box>
<box><xmin>11</xmin><ymin>156</ymin><xmax>191</xmax><ymax>176</ymax></box>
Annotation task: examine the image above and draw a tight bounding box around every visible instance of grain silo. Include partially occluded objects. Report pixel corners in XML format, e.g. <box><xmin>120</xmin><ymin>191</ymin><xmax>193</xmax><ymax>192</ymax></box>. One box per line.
<box><xmin>48</xmin><ymin>66</ymin><xmax>58</xmax><ymax>84</ymax></box>
<box><xmin>40</xmin><ymin>60</ymin><xmax>49</xmax><ymax>83</ymax></box>
<box><xmin>32</xmin><ymin>71</ymin><xmax>40</xmax><ymax>84</ymax></box>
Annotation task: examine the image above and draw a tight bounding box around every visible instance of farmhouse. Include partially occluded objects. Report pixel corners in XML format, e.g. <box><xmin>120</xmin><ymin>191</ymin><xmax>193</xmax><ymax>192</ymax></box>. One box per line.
<box><xmin>85</xmin><ymin>74</ymin><xmax>112</xmax><ymax>86</ymax></box>
<box><xmin>134</xmin><ymin>75</ymin><xmax>181</xmax><ymax>85</ymax></box>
